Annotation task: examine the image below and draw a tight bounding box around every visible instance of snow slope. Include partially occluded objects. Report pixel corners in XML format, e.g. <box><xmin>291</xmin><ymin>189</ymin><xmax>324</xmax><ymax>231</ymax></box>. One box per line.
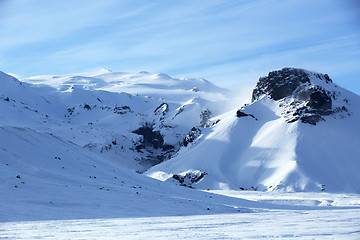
<box><xmin>147</xmin><ymin>68</ymin><xmax>360</xmax><ymax>193</ymax></box>
<box><xmin>0</xmin><ymin>124</ymin><xmax>258</xmax><ymax>222</ymax></box>
<box><xmin>23</xmin><ymin>70</ymin><xmax>228</xmax><ymax>111</ymax></box>
<box><xmin>0</xmin><ymin>70</ymin><xmax>251</xmax><ymax>222</ymax></box>
<box><xmin>1</xmin><ymin>70</ymin><xmax>230</xmax><ymax>173</ymax></box>
<box><xmin>5</xmin><ymin>123</ymin><xmax>354</xmax><ymax>222</ymax></box>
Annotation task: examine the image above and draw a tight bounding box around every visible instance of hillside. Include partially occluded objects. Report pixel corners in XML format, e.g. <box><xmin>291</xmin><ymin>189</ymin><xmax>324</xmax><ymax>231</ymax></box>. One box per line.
<box><xmin>0</xmin><ymin>70</ymin><xmax>244</xmax><ymax>222</ymax></box>
<box><xmin>1</xmin><ymin>71</ymin><xmax>230</xmax><ymax>172</ymax></box>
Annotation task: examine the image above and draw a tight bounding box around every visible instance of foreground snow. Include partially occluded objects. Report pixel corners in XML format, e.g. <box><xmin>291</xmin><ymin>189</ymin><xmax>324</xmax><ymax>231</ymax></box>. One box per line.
<box><xmin>2</xmin><ymin>207</ymin><xmax>359</xmax><ymax>239</ymax></box>
<box><xmin>1</xmin><ymin>191</ymin><xmax>360</xmax><ymax>239</ymax></box>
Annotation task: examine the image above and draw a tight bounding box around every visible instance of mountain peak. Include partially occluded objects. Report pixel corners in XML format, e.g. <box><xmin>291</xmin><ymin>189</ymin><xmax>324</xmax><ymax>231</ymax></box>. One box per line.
<box><xmin>252</xmin><ymin>67</ymin><xmax>332</xmax><ymax>102</ymax></box>
<box><xmin>251</xmin><ymin>67</ymin><xmax>349</xmax><ymax>125</ymax></box>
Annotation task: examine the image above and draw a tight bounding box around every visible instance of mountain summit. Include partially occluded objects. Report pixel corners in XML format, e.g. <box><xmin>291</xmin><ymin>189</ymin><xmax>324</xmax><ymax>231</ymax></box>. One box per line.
<box><xmin>252</xmin><ymin>67</ymin><xmax>350</xmax><ymax>125</ymax></box>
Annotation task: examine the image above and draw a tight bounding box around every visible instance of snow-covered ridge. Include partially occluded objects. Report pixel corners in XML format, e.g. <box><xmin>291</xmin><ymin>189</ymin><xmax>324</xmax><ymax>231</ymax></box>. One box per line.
<box><xmin>1</xmin><ymin>70</ymin><xmax>231</xmax><ymax>173</ymax></box>
<box><xmin>147</xmin><ymin>68</ymin><xmax>360</xmax><ymax>193</ymax></box>
<box><xmin>23</xmin><ymin>70</ymin><xmax>228</xmax><ymax>105</ymax></box>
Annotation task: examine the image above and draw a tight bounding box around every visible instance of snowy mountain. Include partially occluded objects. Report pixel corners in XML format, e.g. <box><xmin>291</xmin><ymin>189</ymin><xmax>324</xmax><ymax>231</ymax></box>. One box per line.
<box><xmin>1</xmin><ymin>67</ymin><xmax>360</xmax><ymax>226</ymax></box>
<box><xmin>1</xmin><ymin>70</ymin><xmax>229</xmax><ymax>173</ymax></box>
<box><xmin>0</xmin><ymin>70</ymin><xmax>252</xmax><ymax>221</ymax></box>
<box><xmin>1</xmin><ymin>67</ymin><xmax>360</xmax><ymax>224</ymax></box>
<box><xmin>1</xmin><ymin>70</ymin><xmax>253</xmax><ymax>222</ymax></box>
<box><xmin>146</xmin><ymin>68</ymin><xmax>360</xmax><ymax>193</ymax></box>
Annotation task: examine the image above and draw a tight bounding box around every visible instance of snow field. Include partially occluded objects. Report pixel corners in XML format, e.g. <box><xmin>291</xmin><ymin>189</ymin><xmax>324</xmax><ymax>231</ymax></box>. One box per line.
<box><xmin>1</xmin><ymin>208</ymin><xmax>360</xmax><ymax>239</ymax></box>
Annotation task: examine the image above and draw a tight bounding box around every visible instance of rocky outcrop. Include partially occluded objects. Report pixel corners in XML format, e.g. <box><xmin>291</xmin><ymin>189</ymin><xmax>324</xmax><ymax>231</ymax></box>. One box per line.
<box><xmin>252</xmin><ymin>68</ymin><xmax>332</xmax><ymax>102</ymax></box>
<box><xmin>133</xmin><ymin>123</ymin><xmax>165</xmax><ymax>150</ymax></box>
<box><xmin>113</xmin><ymin>105</ymin><xmax>132</xmax><ymax>114</ymax></box>
<box><xmin>308</xmin><ymin>90</ymin><xmax>332</xmax><ymax>110</ymax></box>
<box><xmin>154</xmin><ymin>103</ymin><xmax>169</xmax><ymax>117</ymax></box>
<box><xmin>172</xmin><ymin>171</ymin><xmax>207</xmax><ymax>188</ymax></box>
<box><xmin>252</xmin><ymin>68</ymin><xmax>348</xmax><ymax>125</ymax></box>
<box><xmin>132</xmin><ymin>123</ymin><xmax>175</xmax><ymax>166</ymax></box>
<box><xmin>236</xmin><ymin>110</ymin><xmax>257</xmax><ymax>120</ymax></box>
<box><xmin>183</xmin><ymin>127</ymin><xmax>201</xmax><ymax>147</ymax></box>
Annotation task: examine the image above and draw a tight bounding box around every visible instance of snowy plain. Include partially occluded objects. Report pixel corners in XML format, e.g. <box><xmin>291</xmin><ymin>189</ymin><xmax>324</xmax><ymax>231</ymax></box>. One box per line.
<box><xmin>2</xmin><ymin>191</ymin><xmax>360</xmax><ymax>240</ymax></box>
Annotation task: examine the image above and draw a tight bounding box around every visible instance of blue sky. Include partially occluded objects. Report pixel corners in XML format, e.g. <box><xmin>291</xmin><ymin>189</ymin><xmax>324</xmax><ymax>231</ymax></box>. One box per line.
<box><xmin>1</xmin><ymin>0</ymin><xmax>359</xmax><ymax>93</ymax></box>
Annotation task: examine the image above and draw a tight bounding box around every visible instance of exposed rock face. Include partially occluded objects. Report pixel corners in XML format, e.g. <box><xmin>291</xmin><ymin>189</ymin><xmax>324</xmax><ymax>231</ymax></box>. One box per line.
<box><xmin>132</xmin><ymin>123</ymin><xmax>175</xmax><ymax>166</ymax></box>
<box><xmin>252</xmin><ymin>68</ymin><xmax>349</xmax><ymax>125</ymax></box>
<box><xmin>236</xmin><ymin>110</ymin><xmax>257</xmax><ymax>120</ymax></box>
<box><xmin>113</xmin><ymin>105</ymin><xmax>132</xmax><ymax>114</ymax></box>
<box><xmin>133</xmin><ymin>123</ymin><xmax>164</xmax><ymax>150</ymax></box>
<box><xmin>252</xmin><ymin>68</ymin><xmax>332</xmax><ymax>104</ymax></box>
<box><xmin>308</xmin><ymin>90</ymin><xmax>332</xmax><ymax>110</ymax></box>
<box><xmin>171</xmin><ymin>171</ymin><xmax>207</xmax><ymax>188</ymax></box>
<box><xmin>236</xmin><ymin>111</ymin><xmax>248</xmax><ymax>117</ymax></box>
<box><xmin>253</xmin><ymin>68</ymin><xmax>310</xmax><ymax>101</ymax></box>
<box><xmin>183</xmin><ymin>127</ymin><xmax>201</xmax><ymax>147</ymax></box>
<box><xmin>154</xmin><ymin>103</ymin><xmax>169</xmax><ymax>117</ymax></box>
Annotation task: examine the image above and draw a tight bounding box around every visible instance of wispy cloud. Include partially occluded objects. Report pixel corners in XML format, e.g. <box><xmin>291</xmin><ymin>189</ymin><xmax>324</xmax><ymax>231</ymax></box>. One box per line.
<box><xmin>0</xmin><ymin>0</ymin><xmax>359</xmax><ymax>94</ymax></box>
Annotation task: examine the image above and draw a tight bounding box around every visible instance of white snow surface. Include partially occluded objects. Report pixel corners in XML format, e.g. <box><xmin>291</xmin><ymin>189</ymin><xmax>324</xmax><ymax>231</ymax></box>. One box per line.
<box><xmin>2</xmin><ymin>207</ymin><xmax>360</xmax><ymax>239</ymax></box>
<box><xmin>23</xmin><ymin>70</ymin><xmax>228</xmax><ymax>110</ymax></box>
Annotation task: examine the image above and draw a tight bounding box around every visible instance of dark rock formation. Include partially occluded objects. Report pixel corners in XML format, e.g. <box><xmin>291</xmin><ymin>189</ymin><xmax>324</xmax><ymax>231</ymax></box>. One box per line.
<box><xmin>113</xmin><ymin>105</ymin><xmax>131</xmax><ymax>114</ymax></box>
<box><xmin>154</xmin><ymin>103</ymin><xmax>169</xmax><ymax>116</ymax></box>
<box><xmin>236</xmin><ymin>110</ymin><xmax>248</xmax><ymax>117</ymax></box>
<box><xmin>252</xmin><ymin>68</ymin><xmax>313</xmax><ymax>102</ymax></box>
<box><xmin>300</xmin><ymin>115</ymin><xmax>323</xmax><ymax>125</ymax></box>
<box><xmin>154</xmin><ymin>103</ymin><xmax>169</xmax><ymax>122</ymax></box>
<box><xmin>308</xmin><ymin>90</ymin><xmax>332</xmax><ymax>110</ymax></box>
<box><xmin>133</xmin><ymin>123</ymin><xmax>164</xmax><ymax>150</ymax></box>
<box><xmin>252</xmin><ymin>68</ymin><xmax>333</xmax><ymax>103</ymax></box>
<box><xmin>251</xmin><ymin>68</ymin><xmax>347</xmax><ymax>125</ymax></box>
<box><xmin>236</xmin><ymin>110</ymin><xmax>257</xmax><ymax>120</ymax></box>
<box><xmin>183</xmin><ymin>127</ymin><xmax>201</xmax><ymax>147</ymax></box>
<box><xmin>172</xmin><ymin>171</ymin><xmax>207</xmax><ymax>187</ymax></box>
<box><xmin>132</xmin><ymin>123</ymin><xmax>176</xmax><ymax>166</ymax></box>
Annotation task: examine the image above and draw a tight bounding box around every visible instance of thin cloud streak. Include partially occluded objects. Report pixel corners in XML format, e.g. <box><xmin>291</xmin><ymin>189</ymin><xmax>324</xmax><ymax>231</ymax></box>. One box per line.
<box><xmin>0</xmin><ymin>0</ymin><xmax>359</xmax><ymax>94</ymax></box>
